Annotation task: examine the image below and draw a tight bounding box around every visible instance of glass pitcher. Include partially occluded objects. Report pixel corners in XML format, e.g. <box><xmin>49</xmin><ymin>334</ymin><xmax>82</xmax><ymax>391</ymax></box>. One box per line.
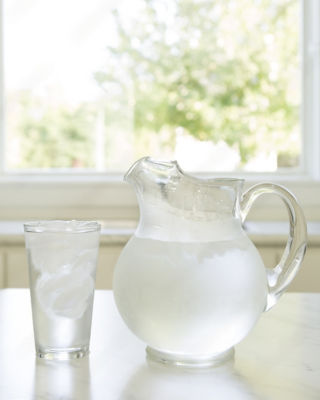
<box><xmin>113</xmin><ymin>157</ymin><xmax>307</xmax><ymax>368</ymax></box>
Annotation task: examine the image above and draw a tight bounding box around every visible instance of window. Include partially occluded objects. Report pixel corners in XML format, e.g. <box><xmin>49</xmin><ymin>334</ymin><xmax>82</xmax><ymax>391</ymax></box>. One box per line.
<box><xmin>0</xmin><ymin>0</ymin><xmax>319</xmax><ymax>221</ymax></box>
<box><xmin>2</xmin><ymin>0</ymin><xmax>306</xmax><ymax>172</ymax></box>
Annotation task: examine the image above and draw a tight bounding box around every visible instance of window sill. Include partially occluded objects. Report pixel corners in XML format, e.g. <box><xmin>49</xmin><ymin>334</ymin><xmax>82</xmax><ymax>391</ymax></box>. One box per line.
<box><xmin>0</xmin><ymin>176</ymin><xmax>319</xmax><ymax>221</ymax></box>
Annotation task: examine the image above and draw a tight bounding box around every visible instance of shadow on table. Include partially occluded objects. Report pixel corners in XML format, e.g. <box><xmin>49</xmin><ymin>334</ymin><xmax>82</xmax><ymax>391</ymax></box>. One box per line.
<box><xmin>119</xmin><ymin>358</ymin><xmax>263</xmax><ymax>400</ymax></box>
<box><xmin>31</xmin><ymin>357</ymin><xmax>92</xmax><ymax>399</ymax></box>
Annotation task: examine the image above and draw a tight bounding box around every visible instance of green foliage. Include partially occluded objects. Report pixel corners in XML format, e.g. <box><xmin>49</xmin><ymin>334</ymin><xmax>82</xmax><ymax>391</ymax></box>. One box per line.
<box><xmin>12</xmin><ymin>92</ymin><xmax>97</xmax><ymax>169</ymax></box>
<box><xmin>9</xmin><ymin>0</ymin><xmax>299</xmax><ymax>170</ymax></box>
<box><xmin>97</xmin><ymin>0</ymin><xmax>300</xmax><ymax>165</ymax></box>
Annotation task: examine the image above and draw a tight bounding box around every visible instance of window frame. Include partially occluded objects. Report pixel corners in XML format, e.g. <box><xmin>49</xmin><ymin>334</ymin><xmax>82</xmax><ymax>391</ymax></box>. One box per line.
<box><xmin>0</xmin><ymin>0</ymin><xmax>319</xmax><ymax>223</ymax></box>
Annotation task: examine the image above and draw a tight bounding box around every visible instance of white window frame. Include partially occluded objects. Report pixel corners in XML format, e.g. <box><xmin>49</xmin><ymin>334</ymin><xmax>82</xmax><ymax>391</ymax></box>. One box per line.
<box><xmin>0</xmin><ymin>0</ymin><xmax>319</xmax><ymax>223</ymax></box>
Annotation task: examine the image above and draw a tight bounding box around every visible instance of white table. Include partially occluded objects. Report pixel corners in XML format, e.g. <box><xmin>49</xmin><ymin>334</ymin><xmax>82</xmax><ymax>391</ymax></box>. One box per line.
<box><xmin>0</xmin><ymin>290</ymin><xmax>319</xmax><ymax>400</ymax></box>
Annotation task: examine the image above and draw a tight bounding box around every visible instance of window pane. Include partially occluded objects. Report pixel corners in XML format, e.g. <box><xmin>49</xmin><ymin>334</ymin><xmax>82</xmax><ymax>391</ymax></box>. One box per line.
<box><xmin>4</xmin><ymin>0</ymin><xmax>301</xmax><ymax>172</ymax></box>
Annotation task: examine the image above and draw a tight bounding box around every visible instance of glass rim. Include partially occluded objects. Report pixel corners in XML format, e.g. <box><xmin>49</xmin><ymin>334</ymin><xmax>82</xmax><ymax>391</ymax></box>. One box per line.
<box><xmin>23</xmin><ymin>220</ymin><xmax>101</xmax><ymax>233</ymax></box>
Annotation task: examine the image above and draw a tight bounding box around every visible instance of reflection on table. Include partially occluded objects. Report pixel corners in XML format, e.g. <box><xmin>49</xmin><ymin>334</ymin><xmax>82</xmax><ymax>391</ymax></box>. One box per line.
<box><xmin>0</xmin><ymin>289</ymin><xmax>319</xmax><ymax>399</ymax></box>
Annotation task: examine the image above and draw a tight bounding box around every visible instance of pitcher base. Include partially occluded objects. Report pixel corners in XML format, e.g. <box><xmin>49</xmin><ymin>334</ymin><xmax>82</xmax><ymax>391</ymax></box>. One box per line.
<box><xmin>146</xmin><ymin>346</ymin><xmax>234</xmax><ymax>369</ymax></box>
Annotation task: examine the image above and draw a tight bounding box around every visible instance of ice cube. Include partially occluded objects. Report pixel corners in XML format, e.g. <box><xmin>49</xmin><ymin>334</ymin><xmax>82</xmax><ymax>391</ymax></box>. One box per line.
<box><xmin>72</xmin><ymin>248</ymin><xmax>98</xmax><ymax>274</ymax></box>
<box><xmin>28</xmin><ymin>233</ymin><xmax>80</xmax><ymax>273</ymax></box>
<box><xmin>36</xmin><ymin>269</ymin><xmax>94</xmax><ymax>319</ymax></box>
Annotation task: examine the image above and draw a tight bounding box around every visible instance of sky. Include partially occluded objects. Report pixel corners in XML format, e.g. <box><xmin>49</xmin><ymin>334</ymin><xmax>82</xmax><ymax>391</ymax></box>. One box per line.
<box><xmin>4</xmin><ymin>0</ymin><xmax>131</xmax><ymax>104</ymax></box>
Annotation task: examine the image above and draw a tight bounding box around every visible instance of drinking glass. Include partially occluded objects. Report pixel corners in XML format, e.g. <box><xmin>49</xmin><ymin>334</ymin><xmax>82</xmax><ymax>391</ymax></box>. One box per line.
<box><xmin>24</xmin><ymin>220</ymin><xmax>101</xmax><ymax>360</ymax></box>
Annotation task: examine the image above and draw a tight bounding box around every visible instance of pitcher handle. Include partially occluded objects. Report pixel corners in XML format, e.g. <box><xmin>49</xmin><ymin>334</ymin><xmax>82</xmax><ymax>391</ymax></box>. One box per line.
<box><xmin>240</xmin><ymin>183</ymin><xmax>307</xmax><ymax>311</ymax></box>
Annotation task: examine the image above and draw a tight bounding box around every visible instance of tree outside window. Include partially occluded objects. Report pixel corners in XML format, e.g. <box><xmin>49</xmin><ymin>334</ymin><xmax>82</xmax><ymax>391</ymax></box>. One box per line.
<box><xmin>5</xmin><ymin>0</ymin><xmax>300</xmax><ymax>172</ymax></box>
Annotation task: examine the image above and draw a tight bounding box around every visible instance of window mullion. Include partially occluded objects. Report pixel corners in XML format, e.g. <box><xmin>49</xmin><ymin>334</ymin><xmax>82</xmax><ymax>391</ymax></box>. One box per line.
<box><xmin>0</xmin><ymin>0</ymin><xmax>4</xmax><ymax>174</ymax></box>
<box><xmin>302</xmin><ymin>0</ymin><xmax>320</xmax><ymax>180</ymax></box>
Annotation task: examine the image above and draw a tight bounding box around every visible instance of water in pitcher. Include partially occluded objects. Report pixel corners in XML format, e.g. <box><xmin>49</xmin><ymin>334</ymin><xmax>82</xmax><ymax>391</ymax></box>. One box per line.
<box><xmin>113</xmin><ymin>232</ymin><xmax>268</xmax><ymax>356</ymax></box>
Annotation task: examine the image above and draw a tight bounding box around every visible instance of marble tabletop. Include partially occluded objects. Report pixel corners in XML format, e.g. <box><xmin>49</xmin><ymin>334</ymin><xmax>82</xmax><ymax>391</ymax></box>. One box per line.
<box><xmin>0</xmin><ymin>290</ymin><xmax>319</xmax><ymax>400</ymax></box>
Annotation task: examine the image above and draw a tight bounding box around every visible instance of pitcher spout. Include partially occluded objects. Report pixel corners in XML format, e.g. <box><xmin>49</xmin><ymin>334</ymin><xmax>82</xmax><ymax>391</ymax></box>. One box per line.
<box><xmin>124</xmin><ymin>156</ymin><xmax>180</xmax><ymax>187</ymax></box>
<box><xmin>124</xmin><ymin>157</ymin><xmax>245</xmax><ymax>223</ymax></box>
